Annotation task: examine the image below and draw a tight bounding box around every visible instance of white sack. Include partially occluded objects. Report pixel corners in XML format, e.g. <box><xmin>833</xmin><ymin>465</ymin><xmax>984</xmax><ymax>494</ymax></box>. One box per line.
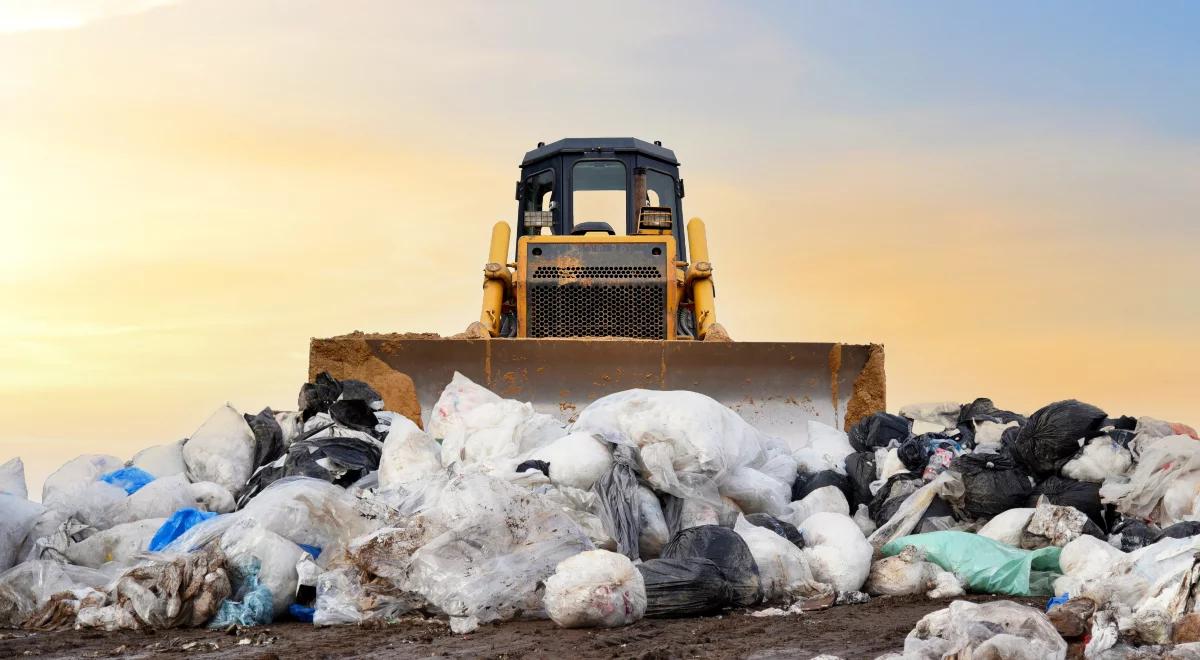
<box><xmin>792</xmin><ymin>421</ymin><xmax>854</xmax><ymax>475</ymax></box>
<box><xmin>543</xmin><ymin>549</ymin><xmax>645</xmax><ymax>628</ymax></box>
<box><xmin>429</xmin><ymin>372</ymin><xmax>563</xmax><ymax>470</ymax></box>
<box><xmin>182</xmin><ymin>404</ymin><xmax>256</xmax><ymax>497</ymax></box>
<box><xmin>527</xmin><ymin>432</ymin><xmax>613</xmax><ymax>491</ymax></box>
<box><xmin>0</xmin><ymin>458</ymin><xmax>27</xmax><ymax>498</ymax></box>
<box><xmin>899</xmin><ymin>402</ymin><xmax>960</xmax><ymax>430</ymax></box>
<box><xmin>42</xmin><ymin>454</ymin><xmax>124</xmax><ymax>511</ymax></box>
<box><xmin>734</xmin><ymin>515</ymin><xmax>827</xmax><ymax>602</ymax></box>
<box><xmin>721</xmin><ymin>466</ymin><xmax>789</xmax><ymax>515</ymax></box>
<box><xmin>220</xmin><ymin>519</ymin><xmax>304</xmax><ymax>617</ymax></box>
<box><xmin>0</xmin><ymin>494</ymin><xmax>45</xmax><ymax>571</ymax></box>
<box><xmin>782</xmin><ymin>485</ymin><xmax>849</xmax><ymax>529</ymax></box>
<box><xmin>865</xmin><ymin>545</ymin><xmax>944</xmax><ymax>597</ymax></box>
<box><xmin>64</xmin><ymin>518</ymin><xmax>166</xmax><ymax>568</ymax></box>
<box><xmin>107</xmin><ymin>475</ymin><xmax>232</xmax><ymax>526</ymax></box>
<box><xmin>130</xmin><ymin>441</ymin><xmax>186</xmax><ymax>478</ymax></box>
<box><xmin>977</xmin><ymin>508</ymin><xmax>1035</xmax><ymax>547</ymax></box>
<box><xmin>799</xmin><ymin>512</ymin><xmax>873</xmax><ymax>592</ymax></box>
<box><xmin>637</xmin><ymin>486</ymin><xmax>670</xmax><ymax>558</ymax></box>
<box><xmin>378</xmin><ymin>416</ymin><xmax>443</xmax><ymax>490</ymax></box>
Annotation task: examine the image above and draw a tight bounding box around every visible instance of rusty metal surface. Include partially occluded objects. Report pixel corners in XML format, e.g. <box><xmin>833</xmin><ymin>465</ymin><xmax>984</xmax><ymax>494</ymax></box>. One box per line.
<box><xmin>318</xmin><ymin>337</ymin><xmax>884</xmax><ymax>443</ymax></box>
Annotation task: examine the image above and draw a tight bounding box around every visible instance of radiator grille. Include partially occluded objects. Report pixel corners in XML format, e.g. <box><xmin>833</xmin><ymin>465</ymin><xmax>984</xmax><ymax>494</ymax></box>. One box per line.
<box><xmin>528</xmin><ymin>283</ymin><xmax>665</xmax><ymax>338</ymax></box>
<box><xmin>532</xmin><ymin>265</ymin><xmax>661</xmax><ymax>279</ymax></box>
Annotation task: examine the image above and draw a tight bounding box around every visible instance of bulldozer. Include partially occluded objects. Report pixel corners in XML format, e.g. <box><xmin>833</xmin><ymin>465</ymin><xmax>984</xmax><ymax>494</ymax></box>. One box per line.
<box><xmin>310</xmin><ymin>138</ymin><xmax>885</xmax><ymax>439</ymax></box>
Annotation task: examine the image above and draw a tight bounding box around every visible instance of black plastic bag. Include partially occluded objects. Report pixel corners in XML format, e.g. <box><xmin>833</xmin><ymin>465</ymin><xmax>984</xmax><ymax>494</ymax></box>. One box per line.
<box><xmin>637</xmin><ymin>557</ymin><xmax>734</xmax><ymax>618</ymax></box>
<box><xmin>244</xmin><ymin>407</ymin><xmax>284</xmax><ymax>469</ymax></box>
<box><xmin>515</xmin><ymin>459</ymin><xmax>550</xmax><ymax>478</ymax></box>
<box><xmin>1027</xmin><ymin>475</ymin><xmax>1106</xmax><ymax>532</ymax></box>
<box><xmin>958</xmin><ymin>398</ymin><xmax>1026</xmax><ymax>426</ymax></box>
<box><xmin>1160</xmin><ymin>521</ymin><xmax>1200</xmax><ymax>540</ymax></box>
<box><xmin>328</xmin><ymin>399</ymin><xmax>380</xmax><ymax>438</ymax></box>
<box><xmin>1109</xmin><ymin>519</ymin><xmax>1162</xmax><ymax>552</ymax></box>
<box><xmin>339</xmin><ymin>379</ymin><xmax>383</xmax><ymax>408</ymax></box>
<box><xmin>844</xmin><ymin>451</ymin><xmax>877</xmax><ymax>509</ymax></box>
<box><xmin>661</xmin><ymin>525</ymin><xmax>762</xmax><ymax>607</ymax></box>
<box><xmin>236</xmin><ymin>423</ymin><xmax>381</xmax><ymax>507</ymax></box>
<box><xmin>592</xmin><ymin>445</ymin><xmax>642</xmax><ymax>561</ymax></box>
<box><xmin>898</xmin><ymin>437</ymin><xmax>931</xmax><ymax>472</ymax></box>
<box><xmin>1107</xmin><ymin>416</ymin><xmax>1138</xmax><ymax>432</ymax></box>
<box><xmin>744</xmin><ymin>513</ymin><xmax>804</xmax><ymax>549</ymax></box>
<box><xmin>298</xmin><ymin>372</ymin><xmax>343</xmax><ymax>421</ymax></box>
<box><xmin>1012</xmin><ymin>400</ymin><xmax>1107</xmax><ymax>477</ymax></box>
<box><xmin>868</xmin><ymin>473</ymin><xmax>923</xmax><ymax>526</ymax></box>
<box><xmin>952</xmin><ymin>451</ymin><xmax>1033</xmax><ymax>519</ymax></box>
<box><xmin>849</xmin><ymin>413</ymin><xmax>912</xmax><ymax>452</ymax></box>
<box><xmin>792</xmin><ymin>470</ymin><xmax>851</xmax><ymax>504</ymax></box>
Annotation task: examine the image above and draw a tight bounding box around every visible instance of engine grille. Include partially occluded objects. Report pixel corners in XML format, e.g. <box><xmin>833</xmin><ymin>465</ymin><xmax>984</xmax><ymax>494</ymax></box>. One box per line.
<box><xmin>525</xmin><ymin>243</ymin><xmax>668</xmax><ymax>339</ymax></box>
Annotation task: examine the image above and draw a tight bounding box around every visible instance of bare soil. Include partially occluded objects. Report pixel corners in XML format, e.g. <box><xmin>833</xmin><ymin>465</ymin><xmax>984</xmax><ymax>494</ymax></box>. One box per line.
<box><xmin>0</xmin><ymin>595</ymin><xmax>1041</xmax><ymax>660</ymax></box>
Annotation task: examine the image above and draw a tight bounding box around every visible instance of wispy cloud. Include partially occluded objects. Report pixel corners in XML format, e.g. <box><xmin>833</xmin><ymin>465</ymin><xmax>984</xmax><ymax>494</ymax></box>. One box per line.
<box><xmin>0</xmin><ymin>0</ymin><xmax>180</xmax><ymax>33</ymax></box>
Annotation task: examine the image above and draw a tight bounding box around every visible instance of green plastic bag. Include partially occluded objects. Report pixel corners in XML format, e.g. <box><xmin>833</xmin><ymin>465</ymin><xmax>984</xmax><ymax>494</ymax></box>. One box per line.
<box><xmin>881</xmin><ymin>530</ymin><xmax>1062</xmax><ymax>596</ymax></box>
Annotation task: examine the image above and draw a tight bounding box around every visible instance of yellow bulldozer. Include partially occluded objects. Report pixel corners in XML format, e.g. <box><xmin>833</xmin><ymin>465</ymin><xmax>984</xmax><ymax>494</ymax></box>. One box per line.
<box><xmin>310</xmin><ymin>138</ymin><xmax>885</xmax><ymax>438</ymax></box>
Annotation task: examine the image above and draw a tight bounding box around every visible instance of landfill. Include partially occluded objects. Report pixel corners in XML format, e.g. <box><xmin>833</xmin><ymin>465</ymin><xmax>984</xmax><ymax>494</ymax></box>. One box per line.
<box><xmin>3</xmin><ymin>375</ymin><xmax>1200</xmax><ymax>659</ymax></box>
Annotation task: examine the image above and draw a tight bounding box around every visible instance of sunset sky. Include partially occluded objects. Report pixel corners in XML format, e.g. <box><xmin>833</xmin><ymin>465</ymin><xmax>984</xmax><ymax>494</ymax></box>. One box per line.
<box><xmin>2</xmin><ymin>1</ymin><xmax>1198</xmax><ymax>496</ymax></box>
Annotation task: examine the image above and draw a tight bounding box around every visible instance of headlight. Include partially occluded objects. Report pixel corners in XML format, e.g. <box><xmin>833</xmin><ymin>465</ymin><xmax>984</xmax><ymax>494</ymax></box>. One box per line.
<box><xmin>638</xmin><ymin>207</ymin><xmax>673</xmax><ymax>230</ymax></box>
<box><xmin>524</xmin><ymin>210</ymin><xmax>553</xmax><ymax>229</ymax></box>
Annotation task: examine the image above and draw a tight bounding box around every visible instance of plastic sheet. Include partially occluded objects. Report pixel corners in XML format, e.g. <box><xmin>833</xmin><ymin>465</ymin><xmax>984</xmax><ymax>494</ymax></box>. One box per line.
<box><xmin>592</xmin><ymin>445</ymin><xmax>642</xmax><ymax>560</ymax></box>
<box><xmin>0</xmin><ymin>560</ymin><xmax>112</xmax><ymax>627</ymax></box>
<box><xmin>149</xmin><ymin>509</ymin><xmax>219</xmax><ymax>552</ymax></box>
<box><xmin>544</xmin><ymin>550</ymin><xmax>646</xmax><ymax>628</ymax></box>
<box><xmin>904</xmin><ymin>600</ymin><xmax>1067</xmax><ymax>660</ymax></box>
<box><xmin>881</xmin><ymin>531</ymin><xmax>1062</xmax><ymax>596</ymax></box>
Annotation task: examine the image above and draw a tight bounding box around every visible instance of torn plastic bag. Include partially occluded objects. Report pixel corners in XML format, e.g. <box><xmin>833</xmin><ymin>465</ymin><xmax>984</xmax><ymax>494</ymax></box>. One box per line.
<box><xmin>312</xmin><ymin>565</ymin><xmax>420</xmax><ymax>626</ymax></box>
<box><xmin>1100</xmin><ymin>435</ymin><xmax>1200</xmax><ymax>525</ymax></box>
<box><xmin>792</xmin><ymin>470</ymin><xmax>851</xmax><ymax>504</ymax></box>
<box><xmin>378</xmin><ymin>415</ymin><xmax>443</xmax><ymax>491</ymax></box>
<box><xmin>592</xmin><ymin>445</ymin><xmax>642</xmax><ymax>560</ymax></box>
<box><xmin>530</xmin><ymin>483</ymin><xmax>614</xmax><ymax>551</ymax></box>
<box><xmin>299</xmin><ymin>372</ymin><xmax>342</xmax><ymax>421</ymax></box>
<box><xmin>75</xmin><ymin>544</ymin><xmax>231</xmax><ymax>631</ymax></box>
<box><xmin>182</xmin><ymin>404</ymin><xmax>256</xmax><ymax>498</ymax></box>
<box><xmin>881</xmin><ymin>531</ymin><xmax>1062</xmax><ymax>596</ymax></box>
<box><xmin>722</xmin><ymin>465</ymin><xmax>789</xmax><ymax>515</ymax></box>
<box><xmin>1108</xmin><ymin>518</ymin><xmax>1163</xmax><ymax>553</ymax></box>
<box><xmin>952</xmin><ymin>451</ymin><xmax>1032</xmax><ymax>519</ymax></box>
<box><xmin>866</xmin><ymin>545</ymin><xmax>958</xmax><ymax>597</ymax></box>
<box><xmin>792</xmin><ymin>420</ymin><xmax>854</xmax><ymax>475</ymax></box>
<box><xmin>328</xmin><ymin>399</ymin><xmax>381</xmax><ymax>439</ymax></box>
<box><xmin>130</xmin><ymin>441</ymin><xmax>186</xmax><ymax>479</ymax></box>
<box><xmin>1019</xmin><ymin>498</ymin><xmax>1099</xmax><ymax>549</ymax></box>
<box><xmin>1</xmin><ymin>493</ymin><xmax>45</xmax><ymax>571</ymax></box>
<box><xmin>208</xmin><ymin>556</ymin><xmax>273</xmax><ymax>628</ymax></box>
<box><xmin>783</xmin><ymin>485</ymin><xmax>849</xmax><ymax>529</ymax></box>
<box><xmin>745</xmin><ymin>513</ymin><xmax>804</xmax><ymax>549</ymax></box>
<box><xmin>238</xmin><ymin>428</ymin><xmax>382</xmax><ymax>506</ymax></box>
<box><xmin>527</xmin><ymin>432</ymin><xmax>613</xmax><ymax>491</ymax></box>
<box><xmin>636</xmin><ymin>557</ymin><xmax>732</xmax><ymax>618</ymax></box>
<box><xmin>848</xmin><ymin>413</ymin><xmax>911</xmax><ymax>453</ymax></box>
<box><xmin>1027</xmin><ymin>475</ymin><xmax>1105</xmax><ymax>532</ymax></box>
<box><xmin>904</xmin><ymin>600</ymin><xmax>1067</xmax><ymax>660</ymax></box>
<box><xmin>65</xmin><ymin>518</ymin><xmax>166</xmax><ymax>568</ymax></box>
<box><xmin>868</xmin><ymin>472</ymin><xmax>923</xmax><ymax>526</ymax></box>
<box><xmin>637</xmin><ymin>486</ymin><xmax>670</xmax><ymax>558</ymax></box>
<box><xmin>867</xmin><ymin>471</ymin><xmax>965</xmax><ymax>550</ymax></box>
<box><xmin>430</xmin><ymin>372</ymin><xmax>564</xmax><ymax>470</ymax></box>
<box><xmin>41</xmin><ymin>454</ymin><xmax>124</xmax><ymax>513</ymax></box>
<box><xmin>798</xmin><ymin>512</ymin><xmax>873</xmax><ymax>593</ymax></box>
<box><xmin>1061</xmin><ymin>435</ymin><xmax>1132</xmax><ymax>484</ymax></box>
<box><xmin>245</xmin><ymin>407</ymin><xmax>286</xmax><ymax>469</ymax></box>
<box><xmin>1066</xmin><ymin>536</ymin><xmax>1200</xmax><ymax>632</ymax></box>
<box><xmin>1011</xmin><ymin>399</ymin><xmax>1107</xmax><ymax>477</ymax></box>
<box><xmin>1</xmin><ymin>457</ymin><xmax>28</xmax><ymax>498</ymax></box>
<box><xmin>219</xmin><ymin>519</ymin><xmax>304</xmax><ymax>617</ymax></box>
<box><xmin>978</xmin><ymin>508</ymin><xmax>1036</xmax><ymax>546</ymax></box>
<box><xmin>149</xmin><ymin>508</ymin><xmax>219</xmax><ymax>552</ymax></box>
<box><xmin>734</xmin><ymin>515</ymin><xmax>827</xmax><ymax>603</ymax></box>
<box><xmin>661</xmin><ymin>524</ymin><xmax>762</xmax><ymax>607</ymax></box>
<box><xmin>0</xmin><ymin>560</ymin><xmax>113</xmax><ymax>628</ymax></box>
<box><xmin>544</xmin><ymin>549</ymin><xmax>646</xmax><ymax>628</ymax></box>
<box><xmin>844</xmin><ymin>451</ymin><xmax>877</xmax><ymax>508</ymax></box>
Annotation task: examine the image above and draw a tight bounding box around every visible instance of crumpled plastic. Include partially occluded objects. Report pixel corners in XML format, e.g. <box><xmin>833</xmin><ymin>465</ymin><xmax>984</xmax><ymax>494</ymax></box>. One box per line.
<box><xmin>882</xmin><ymin>531</ymin><xmax>1062</xmax><ymax>596</ymax></box>
<box><xmin>0</xmin><ymin>560</ymin><xmax>113</xmax><ymax>628</ymax></box>
<box><xmin>903</xmin><ymin>600</ymin><xmax>1067</xmax><ymax>659</ymax></box>
<box><xmin>207</xmin><ymin>557</ymin><xmax>273</xmax><ymax>628</ymax></box>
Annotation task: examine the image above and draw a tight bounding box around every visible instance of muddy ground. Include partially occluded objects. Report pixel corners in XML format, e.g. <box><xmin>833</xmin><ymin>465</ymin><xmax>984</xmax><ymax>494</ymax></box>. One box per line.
<box><xmin>0</xmin><ymin>594</ymin><xmax>1042</xmax><ymax>660</ymax></box>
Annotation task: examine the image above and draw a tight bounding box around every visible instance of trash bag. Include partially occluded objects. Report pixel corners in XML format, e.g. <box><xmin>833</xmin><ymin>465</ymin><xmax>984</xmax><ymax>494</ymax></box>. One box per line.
<box><xmin>592</xmin><ymin>445</ymin><xmax>642</xmax><ymax>560</ymax></box>
<box><xmin>311</xmin><ymin>565</ymin><xmax>420</xmax><ymax>626</ymax></box>
<box><xmin>844</xmin><ymin>451</ymin><xmax>877</xmax><ymax>509</ymax></box>
<box><xmin>734</xmin><ymin>515</ymin><xmax>826</xmax><ymax>603</ymax></box>
<box><xmin>1027</xmin><ymin>476</ymin><xmax>1105</xmax><ymax>532</ymax></box>
<box><xmin>784</xmin><ymin>485</ymin><xmax>850</xmax><ymax>529</ymax></box>
<box><xmin>328</xmin><ymin>399</ymin><xmax>380</xmax><ymax>438</ymax></box>
<box><xmin>898</xmin><ymin>437</ymin><xmax>931</xmax><ymax>473</ymax></box>
<box><xmin>208</xmin><ymin>557</ymin><xmax>274</xmax><ymax>628</ymax></box>
<box><xmin>218</xmin><ymin>519</ymin><xmax>305</xmax><ymax>617</ymax></box>
<box><xmin>952</xmin><ymin>451</ymin><xmax>1032</xmax><ymax>519</ymax></box>
<box><xmin>1</xmin><ymin>458</ymin><xmax>28</xmax><ymax>498</ymax></box>
<box><xmin>869</xmin><ymin>472</ymin><xmax>924</xmax><ymax>526</ymax></box>
<box><xmin>1101</xmin><ymin>436</ymin><xmax>1200</xmax><ymax>526</ymax></box>
<box><xmin>1108</xmin><ymin>518</ymin><xmax>1162</xmax><ymax>552</ymax></box>
<box><xmin>515</xmin><ymin>459</ymin><xmax>550</xmax><ymax>478</ymax></box>
<box><xmin>793</xmin><ymin>420</ymin><xmax>855</xmax><ymax>475</ymax></box>
<box><xmin>0</xmin><ymin>560</ymin><xmax>113</xmax><ymax>628</ymax></box>
<box><xmin>543</xmin><ymin>549</ymin><xmax>646</xmax><ymax>628</ymax></box>
<box><xmin>722</xmin><ymin>465</ymin><xmax>790</xmax><ymax>515</ymax></box>
<box><xmin>637</xmin><ymin>557</ymin><xmax>733</xmax><ymax>618</ymax></box>
<box><xmin>41</xmin><ymin>454</ymin><xmax>125</xmax><ymax>513</ymax></box>
<box><xmin>239</xmin><ymin>425</ymin><xmax>383</xmax><ymax>505</ymax></box>
<box><xmin>792</xmin><ymin>470</ymin><xmax>851</xmax><ymax>504</ymax></box>
<box><xmin>1011</xmin><ymin>400</ymin><xmax>1107</xmax><ymax>477</ymax></box>
<box><xmin>1160</xmin><ymin>521</ymin><xmax>1200</xmax><ymax>539</ymax></box>
<box><xmin>106</xmin><ymin>474</ymin><xmax>229</xmax><ymax>527</ymax></box>
<box><xmin>661</xmin><ymin>525</ymin><xmax>762</xmax><ymax>607</ymax></box>
<box><xmin>798</xmin><ymin>512</ymin><xmax>873</xmax><ymax>593</ymax></box>
<box><xmin>430</xmin><ymin>372</ymin><xmax>564</xmax><ymax>471</ymax></box>
<box><xmin>64</xmin><ymin>518</ymin><xmax>166</xmax><ymax>568</ymax></box>
<box><xmin>881</xmin><ymin>531</ymin><xmax>1062</xmax><ymax>596</ymax></box>
<box><xmin>245</xmin><ymin>407</ymin><xmax>286</xmax><ymax>469</ymax></box>
<box><xmin>745</xmin><ymin>513</ymin><xmax>804</xmax><ymax>549</ymax></box>
<box><xmin>130</xmin><ymin>441</ymin><xmax>186</xmax><ymax>479</ymax></box>
<box><xmin>182</xmin><ymin>404</ymin><xmax>257</xmax><ymax>498</ymax></box>
<box><xmin>1061</xmin><ymin>435</ymin><xmax>1132</xmax><ymax>484</ymax></box>
<box><xmin>848</xmin><ymin>413</ymin><xmax>911</xmax><ymax>453</ymax></box>
<box><xmin>0</xmin><ymin>494</ymin><xmax>45</xmax><ymax>572</ymax></box>
<box><xmin>377</xmin><ymin>416</ymin><xmax>442</xmax><ymax>490</ymax></box>
<box><xmin>636</xmin><ymin>486</ymin><xmax>670</xmax><ymax>558</ymax></box>
<box><xmin>903</xmin><ymin>600</ymin><xmax>1067</xmax><ymax>660</ymax></box>
<box><xmin>866</xmin><ymin>545</ymin><xmax>959</xmax><ymax>597</ymax></box>
<box><xmin>149</xmin><ymin>509</ymin><xmax>220</xmax><ymax>552</ymax></box>
<box><xmin>527</xmin><ymin>432</ymin><xmax>613</xmax><ymax>491</ymax></box>
<box><xmin>299</xmin><ymin>372</ymin><xmax>342</xmax><ymax>421</ymax></box>
<box><xmin>977</xmin><ymin>508</ymin><xmax>1036</xmax><ymax>547</ymax></box>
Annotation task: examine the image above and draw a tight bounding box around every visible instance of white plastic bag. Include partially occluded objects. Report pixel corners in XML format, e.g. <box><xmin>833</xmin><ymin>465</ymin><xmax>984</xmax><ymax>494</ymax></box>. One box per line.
<box><xmin>65</xmin><ymin>518</ymin><xmax>166</xmax><ymax>568</ymax></box>
<box><xmin>41</xmin><ymin>454</ymin><xmax>124</xmax><ymax>511</ymax></box>
<box><xmin>0</xmin><ymin>493</ymin><xmax>45</xmax><ymax>571</ymax></box>
<box><xmin>799</xmin><ymin>512</ymin><xmax>873</xmax><ymax>592</ymax></box>
<box><xmin>720</xmin><ymin>466</ymin><xmax>790</xmax><ymax>515</ymax></box>
<box><xmin>220</xmin><ymin>519</ymin><xmax>305</xmax><ymax>617</ymax></box>
<box><xmin>734</xmin><ymin>515</ymin><xmax>827</xmax><ymax>602</ymax></box>
<box><xmin>0</xmin><ymin>458</ymin><xmax>27</xmax><ymax>498</ymax></box>
<box><xmin>1058</xmin><ymin>534</ymin><xmax>1124</xmax><ymax>581</ymax></box>
<box><xmin>428</xmin><ymin>372</ymin><xmax>564</xmax><ymax>470</ymax></box>
<box><xmin>792</xmin><ymin>421</ymin><xmax>854</xmax><ymax>475</ymax></box>
<box><xmin>899</xmin><ymin>402</ymin><xmax>959</xmax><ymax>430</ymax></box>
<box><xmin>637</xmin><ymin>486</ymin><xmax>670</xmax><ymax>558</ymax></box>
<box><xmin>977</xmin><ymin>508</ymin><xmax>1035</xmax><ymax>547</ymax></box>
<box><xmin>378</xmin><ymin>415</ymin><xmax>443</xmax><ymax>490</ymax></box>
<box><xmin>527</xmin><ymin>432</ymin><xmax>613</xmax><ymax>491</ymax></box>
<box><xmin>130</xmin><ymin>441</ymin><xmax>186</xmax><ymax>478</ymax></box>
<box><xmin>0</xmin><ymin>560</ymin><xmax>112</xmax><ymax>627</ymax></box>
<box><xmin>782</xmin><ymin>485</ymin><xmax>849</xmax><ymax>529</ymax></box>
<box><xmin>904</xmin><ymin>600</ymin><xmax>1067</xmax><ymax>660</ymax></box>
<box><xmin>107</xmin><ymin>475</ymin><xmax>228</xmax><ymax>526</ymax></box>
<box><xmin>543</xmin><ymin>549</ymin><xmax>646</xmax><ymax>628</ymax></box>
<box><xmin>866</xmin><ymin>545</ymin><xmax>944</xmax><ymax>597</ymax></box>
<box><xmin>182</xmin><ymin>404</ymin><xmax>256</xmax><ymax>497</ymax></box>
<box><xmin>1100</xmin><ymin>435</ymin><xmax>1200</xmax><ymax>524</ymax></box>
<box><xmin>1062</xmin><ymin>436</ymin><xmax>1131</xmax><ymax>483</ymax></box>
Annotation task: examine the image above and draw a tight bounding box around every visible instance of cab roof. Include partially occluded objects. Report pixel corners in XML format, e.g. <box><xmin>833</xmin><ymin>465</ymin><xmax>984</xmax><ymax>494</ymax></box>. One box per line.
<box><xmin>521</xmin><ymin>138</ymin><xmax>679</xmax><ymax>167</ymax></box>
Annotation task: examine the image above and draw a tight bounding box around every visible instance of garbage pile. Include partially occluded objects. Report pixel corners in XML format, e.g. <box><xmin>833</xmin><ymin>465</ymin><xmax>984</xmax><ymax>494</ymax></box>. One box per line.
<box><xmin>2</xmin><ymin>375</ymin><xmax>1200</xmax><ymax>658</ymax></box>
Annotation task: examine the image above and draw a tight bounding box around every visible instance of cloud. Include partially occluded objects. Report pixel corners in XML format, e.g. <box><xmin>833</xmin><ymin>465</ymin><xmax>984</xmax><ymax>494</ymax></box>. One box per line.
<box><xmin>0</xmin><ymin>0</ymin><xmax>180</xmax><ymax>33</ymax></box>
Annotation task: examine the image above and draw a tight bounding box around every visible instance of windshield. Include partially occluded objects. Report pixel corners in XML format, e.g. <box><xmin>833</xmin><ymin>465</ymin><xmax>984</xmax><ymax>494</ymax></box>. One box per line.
<box><xmin>572</xmin><ymin>160</ymin><xmax>627</xmax><ymax>231</ymax></box>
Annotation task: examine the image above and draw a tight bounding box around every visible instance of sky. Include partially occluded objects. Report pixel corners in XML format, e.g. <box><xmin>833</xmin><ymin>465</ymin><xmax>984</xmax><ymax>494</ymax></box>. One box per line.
<box><xmin>2</xmin><ymin>0</ymin><xmax>1198</xmax><ymax>497</ymax></box>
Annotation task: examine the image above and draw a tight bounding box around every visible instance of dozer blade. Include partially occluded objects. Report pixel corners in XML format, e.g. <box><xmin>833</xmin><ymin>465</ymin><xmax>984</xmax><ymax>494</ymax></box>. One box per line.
<box><xmin>309</xmin><ymin>336</ymin><xmax>885</xmax><ymax>440</ymax></box>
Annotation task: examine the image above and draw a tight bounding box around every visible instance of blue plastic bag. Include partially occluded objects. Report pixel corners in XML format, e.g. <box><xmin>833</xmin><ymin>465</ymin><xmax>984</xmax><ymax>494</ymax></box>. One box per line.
<box><xmin>1046</xmin><ymin>592</ymin><xmax>1070</xmax><ymax>611</ymax></box>
<box><xmin>149</xmin><ymin>509</ymin><xmax>220</xmax><ymax>552</ymax></box>
<box><xmin>99</xmin><ymin>466</ymin><xmax>156</xmax><ymax>495</ymax></box>
<box><xmin>288</xmin><ymin>604</ymin><xmax>315</xmax><ymax>622</ymax></box>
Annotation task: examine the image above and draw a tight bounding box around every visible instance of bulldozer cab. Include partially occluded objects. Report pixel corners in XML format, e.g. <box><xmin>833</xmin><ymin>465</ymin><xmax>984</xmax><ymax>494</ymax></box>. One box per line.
<box><xmin>516</xmin><ymin>138</ymin><xmax>687</xmax><ymax>260</ymax></box>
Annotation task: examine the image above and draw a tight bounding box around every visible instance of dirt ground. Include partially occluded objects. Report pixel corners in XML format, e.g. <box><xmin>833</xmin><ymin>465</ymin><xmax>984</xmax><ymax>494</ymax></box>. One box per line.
<box><xmin>0</xmin><ymin>594</ymin><xmax>1042</xmax><ymax>660</ymax></box>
